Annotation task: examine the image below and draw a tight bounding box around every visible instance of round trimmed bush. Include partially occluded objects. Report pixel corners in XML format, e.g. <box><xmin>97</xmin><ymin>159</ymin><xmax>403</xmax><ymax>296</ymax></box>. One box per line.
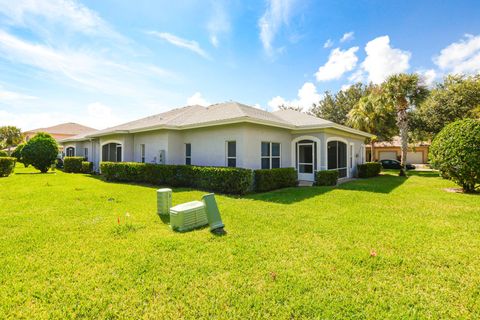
<box><xmin>429</xmin><ymin>119</ymin><xmax>480</xmax><ymax>192</ymax></box>
<box><xmin>0</xmin><ymin>157</ymin><xmax>16</xmax><ymax>177</ymax></box>
<box><xmin>22</xmin><ymin>133</ymin><xmax>59</xmax><ymax>173</ymax></box>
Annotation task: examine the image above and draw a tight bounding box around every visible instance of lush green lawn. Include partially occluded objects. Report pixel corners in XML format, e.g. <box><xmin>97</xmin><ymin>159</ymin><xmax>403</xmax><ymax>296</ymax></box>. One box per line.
<box><xmin>1</xmin><ymin>165</ymin><xmax>479</xmax><ymax>319</ymax></box>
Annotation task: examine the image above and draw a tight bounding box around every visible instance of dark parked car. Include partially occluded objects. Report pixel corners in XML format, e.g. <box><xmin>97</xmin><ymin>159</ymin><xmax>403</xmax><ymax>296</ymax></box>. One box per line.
<box><xmin>379</xmin><ymin>159</ymin><xmax>415</xmax><ymax>170</ymax></box>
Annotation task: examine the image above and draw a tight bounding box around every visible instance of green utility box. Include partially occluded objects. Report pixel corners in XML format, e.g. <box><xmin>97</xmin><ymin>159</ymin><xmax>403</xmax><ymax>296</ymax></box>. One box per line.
<box><xmin>202</xmin><ymin>193</ymin><xmax>225</xmax><ymax>231</ymax></box>
<box><xmin>157</xmin><ymin>188</ymin><xmax>172</xmax><ymax>223</ymax></box>
<box><xmin>169</xmin><ymin>201</ymin><xmax>208</xmax><ymax>232</ymax></box>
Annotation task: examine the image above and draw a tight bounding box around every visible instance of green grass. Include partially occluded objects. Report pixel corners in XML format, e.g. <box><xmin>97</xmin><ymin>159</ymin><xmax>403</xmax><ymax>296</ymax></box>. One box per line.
<box><xmin>1</xmin><ymin>165</ymin><xmax>479</xmax><ymax>319</ymax></box>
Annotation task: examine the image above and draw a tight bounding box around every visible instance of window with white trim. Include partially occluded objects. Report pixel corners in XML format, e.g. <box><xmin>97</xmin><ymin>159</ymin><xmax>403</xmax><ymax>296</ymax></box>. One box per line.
<box><xmin>261</xmin><ymin>142</ymin><xmax>281</xmax><ymax>169</ymax></box>
<box><xmin>226</xmin><ymin>141</ymin><xmax>236</xmax><ymax>167</ymax></box>
<box><xmin>84</xmin><ymin>147</ymin><xmax>88</xmax><ymax>161</ymax></box>
<box><xmin>140</xmin><ymin>144</ymin><xmax>145</xmax><ymax>163</ymax></box>
<box><xmin>66</xmin><ymin>147</ymin><xmax>75</xmax><ymax>157</ymax></box>
<box><xmin>185</xmin><ymin>143</ymin><xmax>191</xmax><ymax>165</ymax></box>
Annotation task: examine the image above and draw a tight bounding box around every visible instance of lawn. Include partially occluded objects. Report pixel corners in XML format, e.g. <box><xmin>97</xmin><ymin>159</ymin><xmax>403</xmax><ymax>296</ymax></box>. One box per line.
<box><xmin>1</xmin><ymin>165</ymin><xmax>479</xmax><ymax>319</ymax></box>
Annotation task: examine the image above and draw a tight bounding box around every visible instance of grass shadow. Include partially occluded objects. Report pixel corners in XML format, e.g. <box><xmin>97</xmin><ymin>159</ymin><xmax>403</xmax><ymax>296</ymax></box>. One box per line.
<box><xmin>337</xmin><ymin>174</ymin><xmax>407</xmax><ymax>194</ymax></box>
<box><xmin>15</xmin><ymin>172</ymin><xmax>56</xmax><ymax>175</ymax></box>
<box><xmin>407</xmin><ymin>170</ymin><xmax>440</xmax><ymax>178</ymax></box>
<box><xmin>243</xmin><ymin>186</ymin><xmax>334</xmax><ymax>204</ymax></box>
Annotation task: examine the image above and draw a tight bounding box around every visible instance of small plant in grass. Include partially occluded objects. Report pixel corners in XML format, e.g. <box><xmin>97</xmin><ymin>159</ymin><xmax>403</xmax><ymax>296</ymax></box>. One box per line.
<box><xmin>0</xmin><ymin>157</ymin><xmax>16</xmax><ymax>177</ymax></box>
<box><xmin>112</xmin><ymin>212</ymin><xmax>141</xmax><ymax>237</ymax></box>
<box><xmin>429</xmin><ymin>119</ymin><xmax>480</xmax><ymax>193</ymax></box>
<box><xmin>315</xmin><ymin>170</ymin><xmax>339</xmax><ymax>186</ymax></box>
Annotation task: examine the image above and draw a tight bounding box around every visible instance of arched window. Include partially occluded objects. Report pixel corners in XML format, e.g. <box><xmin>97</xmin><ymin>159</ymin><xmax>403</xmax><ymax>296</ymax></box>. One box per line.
<box><xmin>102</xmin><ymin>143</ymin><xmax>122</xmax><ymax>162</ymax></box>
<box><xmin>66</xmin><ymin>147</ymin><xmax>75</xmax><ymax>157</ymax></box>
<box><xmin>327</xmin><ymin>140</ymin><xmax>347</xmax><ymax>178</ymax></box>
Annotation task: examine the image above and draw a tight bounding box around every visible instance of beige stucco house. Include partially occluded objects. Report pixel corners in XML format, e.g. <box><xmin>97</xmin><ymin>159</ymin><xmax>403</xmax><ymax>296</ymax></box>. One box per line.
<box><xmin>366</xmin><ymin>136</ymin><xmax>430</xmax><ymax>164</ymax></box>
<box><xmin>60</xmin><ymin>102</ymin><xmax>372</xmax><ymax>181</ymax></box>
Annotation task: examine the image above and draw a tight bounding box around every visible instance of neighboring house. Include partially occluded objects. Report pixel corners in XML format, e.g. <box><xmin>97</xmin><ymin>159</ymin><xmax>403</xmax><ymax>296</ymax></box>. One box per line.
<box><xmin>59</xmin><ymin>102</ymin><xmax>372</xmax><ymax>181</ymax></box>
<box><xmin>24</xmin><ymin>122</ymin><xmax>97</xmax><ymax>143</ymax></box>
<box><xmin>366</xmin><ymin>136</ymin><xmax>430</xmax><ymax>164</ymax></box>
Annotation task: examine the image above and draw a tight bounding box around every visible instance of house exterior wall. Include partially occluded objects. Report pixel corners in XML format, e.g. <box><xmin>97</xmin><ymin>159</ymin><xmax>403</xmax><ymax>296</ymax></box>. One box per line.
<box><xmin>61</xmin><ymin>124</ymin><xmax>369</xmax><ymax>179</ymax></box>
<box><xmin>132</xmin><ymin>130</ymin><xmax>169</xmax><ymax>163</ymax></box>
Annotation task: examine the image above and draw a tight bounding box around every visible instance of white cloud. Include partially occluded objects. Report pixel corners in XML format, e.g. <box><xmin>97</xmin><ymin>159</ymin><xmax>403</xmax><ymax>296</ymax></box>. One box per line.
<box><xmin>340</xmin><ymin>31</ymin><xmax>354</xmax><ymax>43</ymax></box>
<box><xmin>348</xmin><ymin>69</ymin><xmax>364</xmax><ymax>83</ymax></box>
<box><xmin>258</xmin><ymin>0</ymin><xmax>296</xmax><ymax>56</ymax></box>
<box><xmin>360</xmin><ymin>35</ymin><xmax>411</xmax><ymax>84</ymax></box>
<box><xmin>0</xmin><ymin>0</ymin><xmax>122</xmax><ymax>39</ymax></box>
<box><xmin>267</xmin><ymin>82</ymin><xmax>321</xmax><ymax>111</ymax></box>
<box><xmin>207</xmin><ymin>2</ymin><xmax>230</xmax><ymax>48</ymax></box>
<box><xmin>418</xmin><ymin>69</ymin><xmax>437</xmax><ymax>87</ymax></box>
<box><xmin>323</xmin><ymin>39</ymin><xmax>333</xmax><ymax>48</ymax></box>
<box><xmin>187</xmin><ymin>92</ymin><xmax>209</xmax><ymax>106</ymax></box>
<box><xmin>315</xmin><ymin>47</ymin><xmax>359</xmax><ymax>81</ymax></box>
<box><xmin>0</xmin><ymin>30</ymin><xmax>176</xmax><ymax>98</ymax></box>
<box><xmin>147</xmin><ymin>31</ymin><xmax>210</xmax><ymax>59</ymax></box>
<box><xmin>434</xmin><ymin>34</ymin><xmax>480</xmax><ymax>74</ymax></box>
<box><xmin>0</xmin><ymin>102</ymin><xmax>124</xmax><ymax>131</ymax></box>
<box><xmin>0</xmin><ymin>87</ymin><xmax>37</xmax><ymax>101</ymax></box>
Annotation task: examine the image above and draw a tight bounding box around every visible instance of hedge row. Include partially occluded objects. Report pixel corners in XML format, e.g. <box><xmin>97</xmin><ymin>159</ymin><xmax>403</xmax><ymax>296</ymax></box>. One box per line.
<box><xmin>0</xmin><ymin>157</ymin><xmax>16</xmax><ymax>177</ymax></box>
<box><xmin>0</xmin><ymin>150</ymin><xmax>8</xmax><ymax>157</ymax></box>
<box><xmin>315</xmin><ymin>170</ymin><xmax>338</xmax><ymax>186</ymax></box>
<box><xmin>100</xmin><ymin>162</ymin><xmax>255</xmax><ymax>195</ymax></box>
<box><xmin>254</xmin><ymin>168</ymin><xmax>297</xmax><ymax>192</ymax></box>
<box><xmin>64</xmin><ymin>157</ymin><xmax>93</xmax><ymax>173</ymax></box>
<box><xmin>357</xmin><ymin>162</ymin><xmax>381</xmax><ymax>178</ymax></box>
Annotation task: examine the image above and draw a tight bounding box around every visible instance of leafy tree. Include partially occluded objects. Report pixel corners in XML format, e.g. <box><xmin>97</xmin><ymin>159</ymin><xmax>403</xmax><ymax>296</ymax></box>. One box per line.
<box><xmin>0</xmin><ymin>126</ymin><xmax>24</xmax><ymax>155</ymax></box>
<box><xmin>347</xmin><ymin>88</ymin><xmax>397</xmax><ymax>160</ymax></box>
<box><xmin>310</xmin><ymin>83</ymin><xmax>371</xmax><ymax>125</ymax></box>
<box><xmin>22</xmin><ymin>133</ymin><xmax>59</xmax><ymax>173</ymax></box>
<box><xmin>11</xmin><ymin>143</ymin><xmax>28</xmax><ymax>166</ymax></box>
<box><xmin>429</xmin><ymin>119</ymin><xmax>480</xmax><ymax>193</ymax></box>
<box><xmin>413</xmin><ymin>74</ymin><xmax>480</xmax><ymax>139</ymax></box>
<box><xmin>383</xmin><ymin>74</ymin><xmax>428</xmax><ymax>175</ymax></box>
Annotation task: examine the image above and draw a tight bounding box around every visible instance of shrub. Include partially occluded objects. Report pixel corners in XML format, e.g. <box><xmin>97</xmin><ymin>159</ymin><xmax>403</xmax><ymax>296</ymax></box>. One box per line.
<box><xmin>0</xmin><ymin>157</ymin><xmax>16</xmax><ymax>177</ymax></box>
<box><xmin>81</xmin><ymin>161</ymin><xmax>93</xmax><ymax>174</ymax></box>
<box><xmin>357</xmin><ymin>162</ymin><xmax>382</xmax><ymax>178</ymax></box>
<box><xmin>64</xmin><ymin>157</ymin><xmax>84</xmax><ymax>173</ymax></box>
<box><xmin>21</xmin><ymin>133</ymin><xmax>59</xmax><ymax>173</ymax></box>
<box><xmin>11</xmin><ymin>143</ymin><xmax>24</xmax><ymax>161</ymax></box>
<box><xmin>100</xmin><ymin>162</ymin><xmax>254</xmax><ymax>195</ymax></box>
<box><xmin>430</xmin><ymin>119</ymin><xmax>480</xmax><ymax>192</ymax></box>
<box><xmin>315</xmin><ymin>170</ymin><xmax>339</xmax><ymax>186</ymax></box>
<box><xmin>0</xmin><ymin>150</ymin><xmax>8</xmax><ymax>157</ymax></box>
<box><xmin>254</xmin><ymin>168</ymin><xmax>297</xmax><ymax>192</ymax></box>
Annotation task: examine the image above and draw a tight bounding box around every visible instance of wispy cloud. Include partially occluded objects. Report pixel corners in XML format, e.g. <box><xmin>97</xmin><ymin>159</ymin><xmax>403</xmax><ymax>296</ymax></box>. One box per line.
<box><xmin>258</xmin><ymin>0</ymin><xmax>296</xmax><ymax>56</ymax></box>
<box><xmin>323</xmin><ymin>39</ymin><xmax>333</xmax><ymax>48</ymax></box>
<box><xmin>315</xmin><ymin>47</ymin><xmax>359</xmax><ymax>81</ymax></box>
<box><xmin>0</xmin><ymin>0</ymin><xmax>123</xmax><ymax>40</ymax></box>
<box><xmin>207</xmin><ymin>1</ymin><xmax>231</xmax><ymax>48</ymax></box>
<box><xmin>147</xmin><ymin>31</ymin><xmax>210</xmax><ymax>59</ymax></box>
<box><xmin>340</xmin><ymin>31</ymin><xmax>354</xmax><ymax>43</ymax></box>
<box><xmin>0</xmin><ymin>86</ymin><xmax>37</xmax><ymax>101</ymax></box>
<box><xmin>0</xmin><ymin>30</ymin><xmax>178</xmax><ymax>97</ymax></box>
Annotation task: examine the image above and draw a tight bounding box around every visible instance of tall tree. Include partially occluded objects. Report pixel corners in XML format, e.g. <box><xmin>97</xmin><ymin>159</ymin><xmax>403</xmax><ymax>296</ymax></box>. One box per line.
<box><xmin>347</xmin><ymin>88</ymin><xmax>397</xmax><ymax>160</ymax></box>
<box><xmin>0</xmin><ymin>126</ymin><xmax>24</xmax><ymax>155</ymax></box>
<box><xmin>310</xmin><ymin>83</ymin><xmax>370</xmax><ymax>125</ymax></box>
<box><xmin>383</xmin><ymin>74</ymin><xmax>428</xmax><ymax>175</ymax></box>
<box><xmin>413</xmin><ymin>74</ymin><xmax>480</xmax><ymax>139</ymax></box>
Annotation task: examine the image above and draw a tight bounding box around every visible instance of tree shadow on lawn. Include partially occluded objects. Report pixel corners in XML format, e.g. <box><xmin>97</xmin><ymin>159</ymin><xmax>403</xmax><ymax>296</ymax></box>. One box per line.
<box><xmin>407</xmin><ymin>170</ymin><xmax>440</xmax><ymax>178</ymax></box>
<box><xmin>84</xmin><ymin>173</ymin><xmax>408</xmax><ymax>205</ymax></box>
<box><xmin>336</xmin><ymin>174</ymin><xmax>407</xmax><ymax>195</ymax></box>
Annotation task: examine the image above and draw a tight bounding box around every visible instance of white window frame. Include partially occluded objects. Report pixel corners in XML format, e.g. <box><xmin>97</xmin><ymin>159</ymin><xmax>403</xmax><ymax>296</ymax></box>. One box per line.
<box><xmin>140</xmin><ymin>144</ymin><xmax>145</xmax><ymax>163</ymax></box>
<box><xmin>66</xmin><ymin>146</ymin><xmax>75</xmax><ymax>157</ymax></box>
<box><xmin>349</xmin><ymin>143</ymin><xmax>354</xmax><ymax>169</ymax></box>
<box><xmin>226</xmin><ymin>141</ymin><xmax>236</xmax><ymax>167</ymax></box>
<box><xmin>185</xmin><ymin>143</ymin><xmax>191</xmax><ymax>165</ymax></box>
<box><xmin>261</xmin><ymin>142</ymin><xmax>281</xmax><ymax>169</ymax></box>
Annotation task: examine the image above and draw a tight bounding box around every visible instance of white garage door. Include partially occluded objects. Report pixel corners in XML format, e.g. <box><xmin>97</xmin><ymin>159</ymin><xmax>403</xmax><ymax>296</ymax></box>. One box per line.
<box><xmin>379</xmin><ymin>151</ymin><xmax>397</xmax><ymax>161</ymax></box>
<box><xmin>407</xmin><ymin>151</ymin><xmax>423</xmax><ymax>164</ymax></box>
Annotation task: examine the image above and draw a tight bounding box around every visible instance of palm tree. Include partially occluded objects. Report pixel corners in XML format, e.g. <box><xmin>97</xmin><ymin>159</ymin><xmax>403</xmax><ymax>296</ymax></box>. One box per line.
<box><xmin>383</xmin><ymin>74</ymin><xmax>428</xmax><ymax>175</ymax></box>
<box><xmin>0</xmin><ymin>126</ymin><xmax>24</xmax><ymax>155</ymax></box>
<box><xmin>347</xmin><ymin>89</ymin><xmax>396</xmax><ymax>161</ymax></box>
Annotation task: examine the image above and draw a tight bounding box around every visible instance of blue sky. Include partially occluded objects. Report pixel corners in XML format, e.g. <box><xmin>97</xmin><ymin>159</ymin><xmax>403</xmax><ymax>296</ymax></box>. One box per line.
<box><xmin>0</xmin><ymin>0</ymin><xmax>479</xmax><ymax>130</ymax></box>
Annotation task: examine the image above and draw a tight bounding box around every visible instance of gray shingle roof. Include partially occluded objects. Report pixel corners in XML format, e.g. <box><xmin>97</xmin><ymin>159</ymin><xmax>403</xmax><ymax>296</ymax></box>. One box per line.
<box><xmin>61</xmin><ymin>101</ymin><xmax>371</xmax><ymax>141</ymax></box>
